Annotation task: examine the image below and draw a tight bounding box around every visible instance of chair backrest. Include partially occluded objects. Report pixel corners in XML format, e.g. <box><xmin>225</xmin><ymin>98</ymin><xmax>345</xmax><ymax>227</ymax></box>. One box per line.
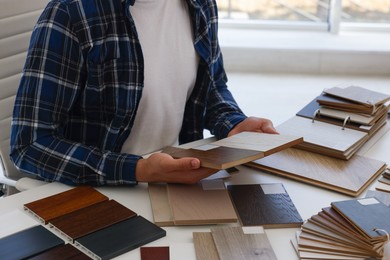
<box><xmin>0</xmin><ymin>0</ymin><xmax>49</xmax><ymax>194</ymax></box>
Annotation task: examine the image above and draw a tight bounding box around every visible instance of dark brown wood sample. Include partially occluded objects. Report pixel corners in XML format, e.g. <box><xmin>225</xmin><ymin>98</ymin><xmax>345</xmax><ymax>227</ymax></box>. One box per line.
<box><xmin>49</xmin><ymin>200</ymin><xmax>137</xmax><ymax>241</ymax></box>
<box><xmin>227</xmin><ymin>183</ymin><xmax>303</xmax><ymax>228</ymax></box>
<box><xmin>140</xmin><ymin>246</ymin><xmax>169</xmax><ymax>260</ymax></box>
<box><xmin>0</xmin><ymin>225</ymin><xmax>64</xmax><ymax>260</ymax></box>
<box><xmin>75</xmin><ymin>216</ymin><xmax>166</xmax><ymax>260</ymax></box>
<box><xmin>24</xmin><ymin>186</ymin><xmax>108</xmax><ymax>224</ymax></box>
<box><xmin>28</xmin><ymin>243</ymin><xmax>90</xmax><ymax>260</ymax></box>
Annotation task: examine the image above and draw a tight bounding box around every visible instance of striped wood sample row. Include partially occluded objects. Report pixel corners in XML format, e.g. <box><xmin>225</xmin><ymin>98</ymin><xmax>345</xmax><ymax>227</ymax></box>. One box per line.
<box><xmin>23</xmin><ymin>186</ymin><xmax>166</xmax><ymax>260</ymax></box>
<box><xmin>148</xmin><ymin>181</ymin><xmax>237</xmax><ymax>226</ymax></box>
<box><xmin>247</xmin><ymin>148</ymin><xmax>386</xmax><ymax>197</ymax></box>
<box><xmin>193</xmin><ymin>226</ymin><xmax>277</xmax><ymax>260</ymax></box>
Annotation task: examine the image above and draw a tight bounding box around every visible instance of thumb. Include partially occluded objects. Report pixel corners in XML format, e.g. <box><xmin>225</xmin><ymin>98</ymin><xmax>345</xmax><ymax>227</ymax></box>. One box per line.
<box><xmin>167</xmin><ymin>157</ymin><xmax>201</xmax><ymax>171</ymax></box>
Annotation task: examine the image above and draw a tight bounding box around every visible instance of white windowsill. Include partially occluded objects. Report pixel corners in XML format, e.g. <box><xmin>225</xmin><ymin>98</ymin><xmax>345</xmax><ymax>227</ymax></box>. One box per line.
<box><xmin>219</xmin><ymin>27</ymin><xmax>390</xmax><ymax>75</ymax></box>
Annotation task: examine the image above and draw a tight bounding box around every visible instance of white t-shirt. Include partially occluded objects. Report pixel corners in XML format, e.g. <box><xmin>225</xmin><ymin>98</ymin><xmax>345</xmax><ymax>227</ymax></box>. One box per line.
<box><xmin>121</xmin><ymin>0</ymin><xmax>199</xmax><ymax>156</ymax></box>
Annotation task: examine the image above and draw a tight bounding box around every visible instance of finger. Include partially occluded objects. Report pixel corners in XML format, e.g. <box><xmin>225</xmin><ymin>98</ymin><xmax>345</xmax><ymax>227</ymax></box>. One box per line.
<box><xmin>161</xmin><ymin>156</ymin><xmax>201</xmax><ymax>172</ymax></box>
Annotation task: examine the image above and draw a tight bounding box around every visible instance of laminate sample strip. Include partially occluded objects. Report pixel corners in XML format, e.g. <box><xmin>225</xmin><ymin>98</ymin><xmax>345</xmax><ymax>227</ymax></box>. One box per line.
<box><xmin>227</xmin><ymin>183</ymin><xmax>303</xmax><ymax>228</ymax></box>
<box><xmin>210</xmin><ymin>226</ymin><xmax>277</xmax><ymax>260</ymax></box>
<box><xmin>148</xmin><ymin>183</ymin><xmax>174</xmax><ymax>226</ymax></box>
<box><xmin>75</xmin><ymin>216</ymin><xmax>166</xmax><ymax>260</ymax></box>
<box><xmin>193</xmin><ymin>232</ymin><xmax>220</xmax><ymax>260</ymax></box>
<box><xmin>167</xmin><ymin>183</ymin><xmax>237</xmax><ymax>225</ymax></box>
<box><xmin>49</xmin><ymin>199</ymin><xmax>137</xmax><ymax>241</ymax></box>
<box><xmin>365</xmin><ymin>190</ymin><xmax>390</xmax><ymax>206</ymax></box>
<box><xmin>24</xmin><ymin>186</ymin><xmax>108</xmax><ymax>224</ymax></box>
<box><xmin>140</xmin><ymin>246</ymin><xmax>169</xmax><ymax>260</ymax></box>
<box><xmin>28</xmin><ymin>243</ymin><xmax>90</xmax><ymax>260</ymax></box>
<box><xmin>0</xmin><ymin>225</ymin><xmax>64</xmax><ymax>260</ymax></box>
<box><xmin>0</xmin><ymin>209</ymin><xmax>39</xmax><ymax>238</ymax></box>
<box><xmin>163</xmin><ymin>131</ymin><xmax>302</xmax><ymax>169</ymax></box>
<box><xmin>247</xmin><ymin>148</ymin><xmax>386</xmax><ymax>197</ymax></box>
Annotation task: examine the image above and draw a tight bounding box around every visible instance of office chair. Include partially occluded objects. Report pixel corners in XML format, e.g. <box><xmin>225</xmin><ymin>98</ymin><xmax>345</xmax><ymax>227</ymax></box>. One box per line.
<box><xmin>0</xmin><ymin>0</ymin><xmax>50</xmax><ymax>196</ymax></box>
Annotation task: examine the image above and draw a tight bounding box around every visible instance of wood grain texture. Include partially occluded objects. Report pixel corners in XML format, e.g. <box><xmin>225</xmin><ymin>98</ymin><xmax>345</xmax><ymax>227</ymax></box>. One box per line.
<box><xmin>167</xmin><ymin>183</ymin><xmax>237</xmax><ymax>225</ymax></box>
<box><xmin>316</xmin><ymin>93</ymin><xmax>378</xmax><ymax>115</ymax></box>
<box><xmin>227</xmin><ymin>184</ymin><xmax>303</xmax><ymax>228</ymax></box>
<box><xmin>365</xmin><ymin>190</ymin><xmax>390</xmax><ymax>206</ymax></box>
<box><xmin>247</xmin><ymin>148</ymin><xmax>386</xmax><ymax>196</ymax></box>
<box><xmin>210</xmin><ymin>226</ymin><xmax>277</xmax><ymax>260</ymax></box>
<box><xmin>376</xmin><ymin>182</ymin><xmax>390</xmax><ymax>193</ymax></box>
<box><xmin>28</xmin><ymin>243</ymin><xmax>90</xmax><ymax>260</ymax></box>
<box><xmin>193</xmin><ymin>232</ymin><xmax>220</xmax><ymax>260</ymax></box>
<box><xmin>49</xmin><ymin>200</ymin><xmax>137</xmax><ymax>241</ymax></box>
<box><xmin>24</xmin><ymin>186</ymin><xmax>108</xmax><ymax>224</ymax></box>
<box><xmin>75</xmin><ymin>216</ymin><xmax>166</xmax><ymax>260</ymax></box>
<box><xmin>140</xmin><ymin>246</ymin><xmax>169</xmax><ymax>260</ymax></box>
<box><xmin>0</xmin><ymin>225</ymin><xmax>64</xmax><ymax>260</ymax></box>
<box><xmin>148</xmin><ymin>183</ymin><xmax>174</xmax><ymax>227</ymax></box>
<box><xmin>276</xmin><ymin>116</ymin><xmax>368</xmax><ymax>160</ymax></box>
<box><xmin>162</xmin><ymin>131</ymin><xmax>302</xmax><ymax>169</ymax></box>
<box><xmin>323</xmin><ymin>86</ymin><xmax>390</xmax><ymax>107</ymax></box>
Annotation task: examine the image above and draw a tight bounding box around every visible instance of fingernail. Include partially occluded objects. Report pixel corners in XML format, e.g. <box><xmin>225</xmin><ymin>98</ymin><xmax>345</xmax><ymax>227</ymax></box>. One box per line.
<box><xmin>191</xmin><ymin>159</ymin><xmax>199</xmax><ymax>168</ymax></box>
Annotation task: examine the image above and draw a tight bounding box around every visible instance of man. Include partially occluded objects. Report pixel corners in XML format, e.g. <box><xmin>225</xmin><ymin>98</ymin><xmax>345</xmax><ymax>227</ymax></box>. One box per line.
<box><xmin>10</xmin><ymin>0</ymin><xmax>277</xmax><ymax>186</ymax></box>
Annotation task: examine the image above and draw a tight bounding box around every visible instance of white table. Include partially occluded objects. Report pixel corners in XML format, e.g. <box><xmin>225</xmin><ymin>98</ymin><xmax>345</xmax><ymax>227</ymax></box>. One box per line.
<box><xmin>1</xmin><ymin>124</ymin><xmax>389</xmax><ymax>259</ymax></box>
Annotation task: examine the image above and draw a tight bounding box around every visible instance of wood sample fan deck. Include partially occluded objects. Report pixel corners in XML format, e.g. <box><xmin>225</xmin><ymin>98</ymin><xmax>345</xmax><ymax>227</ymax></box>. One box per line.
<box><xmin>294</xmin><ymin>198</ymin><xmax>390</xmax><ymax>259</ymax></box>
<box><xmin>276</xmin><ymin>116</ymin><xmax>369</xmax><ymax>160</ymax></box>
<box><xmin>24</xmin><ymin>186</ymin><xmax>109</xmax><ymax>224</ymax></box>
<box><xmin>162</xmin><ymin>131</ymin><xmax>303</xmax><ymax>169</ymax></box>
<box><xmin>247</xmin><ymin>148</ymin><xmax>386</xmax><ymax>197</ymax></box>
<box><xmin>49</xmin><ymin>200</ymin><xmax>137</xmax><ymax>241</ymax></box>
<box><xmin>227</xmin><ymin>183</ymin><xmax>303</xmax><ymax>228</ymax></box>
<box><xmin>166</xmin><ymin>182</ymin><xmax>238</xmax><ymax>225</ymax></box>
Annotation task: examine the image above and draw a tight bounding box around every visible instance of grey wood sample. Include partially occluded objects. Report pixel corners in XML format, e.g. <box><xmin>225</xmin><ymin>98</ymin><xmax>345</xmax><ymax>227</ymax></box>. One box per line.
<box><xmin>75</xmin><ymin>216</ymin><xmax>166</xmax><ymax>260</ymax></box>
<box><xmin>0</xmin><ymin>225</ymin><xmax>64</xmax><ymax>260</ymax></box>
<box><xmin>211</xmin><ymin>226</ymin><xmax>277</xmax><ymax>260</ymax></box>
<box><xmin>193</xmin><ymin>232</ymin><xmax>220</xmax><ymax>260</ymax></box>
<box><xmin>227</xmin><ymin>183</ymin><xmax>303</xmax><ymax>228</ymax></box>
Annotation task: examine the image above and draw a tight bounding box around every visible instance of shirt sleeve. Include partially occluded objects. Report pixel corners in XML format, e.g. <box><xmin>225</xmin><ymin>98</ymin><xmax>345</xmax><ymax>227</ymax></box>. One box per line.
<box><xmin>10</xmin><ymin>1</ymin><xmax>140</xmax><ymax>186</ymax></box>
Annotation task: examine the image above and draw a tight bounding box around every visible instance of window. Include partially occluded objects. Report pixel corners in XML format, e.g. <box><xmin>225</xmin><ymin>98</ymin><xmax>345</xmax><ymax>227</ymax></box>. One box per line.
<box><xmin>217</xmin><ymin>0</ymin><xmax>390</xmax><ymax>32</ymax></box>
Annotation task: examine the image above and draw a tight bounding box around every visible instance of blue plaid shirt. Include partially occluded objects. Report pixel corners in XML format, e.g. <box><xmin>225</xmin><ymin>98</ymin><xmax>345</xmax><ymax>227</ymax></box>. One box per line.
<box><xmin>10</xmin><ymin>0</ymin><xmax>246</xmax><ymax>186</ymax></box>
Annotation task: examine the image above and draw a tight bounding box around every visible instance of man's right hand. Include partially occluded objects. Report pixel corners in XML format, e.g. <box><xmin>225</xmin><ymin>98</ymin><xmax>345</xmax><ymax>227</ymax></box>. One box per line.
<box><xmin>135</xmin><ymin>152</ymin><xmax>217</xmax><ymax>184</ymax></box>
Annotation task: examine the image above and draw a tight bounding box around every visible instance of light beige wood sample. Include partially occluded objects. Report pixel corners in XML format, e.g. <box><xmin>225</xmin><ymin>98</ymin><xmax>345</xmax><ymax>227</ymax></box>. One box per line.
<box><xmin>323</xmin><ymin>86</ymin><xmax>390</xmax><ymax>108</ymax></box>
<box><xmin>276</xmin><ymin>116</ymin><xmax>369</xmax><ymax>159</ymax></box>
<box><xmin>147</xmin><ymin>183</ymin><xmax>174</xmax><ymax>227</ymax></box>
<box><xmin>247</xmin><ymin>148</ymin><xmax>386</xmax><ymax>197</ymax></box>
<box><xmin>163</xmin><ymin>131</ymin><xmax>303</xmax><ymax>169</ymax></box>
<box><xmin>375</xmin><ymin>182</ymin><xmax>390</xmax><ymax>193</ymax></box>
<box><xmin>193</xmin><ymin>232</ymin><xmax>220</xmax><ymax>260</ymax></box>
<box><xmin>167</xmin><ymin>183</ymin><xmax>237</xmax><ymax>225</ymax></box>
<box><xmin>210</xmin><ymin>226</ymin><xmax>277</xmax><ymax>260</ymax></box>
<box><xmin>318</xmin><ymin>105</ymin><xmax>389</xmax><ymax>126</ymax></box>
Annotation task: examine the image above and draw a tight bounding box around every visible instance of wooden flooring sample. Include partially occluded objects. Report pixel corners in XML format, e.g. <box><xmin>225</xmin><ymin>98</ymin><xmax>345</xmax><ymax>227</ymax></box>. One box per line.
<box><xmin>148</xmin><ymin>183</ymin><xmax>174</xmax><ymax>226</ymax></box>
<box><xmin>0</xmin><ymin>225</ymin><xmax>64</xmax><ymax>260</ymax></box>
<box><xmin>227</xmin><ymin>183</ymin><xmax>303</xmax><ymax>228</ymax></box>
<box><xmin>140</xmin><ymin>246</ymin><xmax>169</xmax><ymax>260</ymax></box>
<box><xmin>163</xmin><ymin>131</ymin><xmax>302</xmax><ymax>169</ymax></box>
<box><xmin>365</xmin><ymin>190</ymin><xmax>390</xmax><ymax>206</ymax></box>
<box><xmin>211</xmin><ymin>226</ymin><xmax>277</xmax><ymax>260</ymax></box>
<box><xmin>49</xmin><ymin>200</ymin><xmax>137</xmax><ymax>241</ymax></box>
<box><xmin>375</xmin><ymin>182</ymin><xmax>390</xmax><ymax>193</ymax></box>
<box><xmin>167</xmin><ymin>183</ymin><xmax>237</xmax><ymax>225</ymax></box>
<box><xmin>28</xmin><ymin>243</ymin><xmax>90</xmax><ymax>260</ymax></box>
<box><xmin>276</xmin><ymin>116</ymin><xmax>368</xmax><ymax>159</ymax></box>
<box><xmin>75</xmin><ymin>216</ymin><xmax>166</xmax><ymax>260</ymax></box>
<box><xmin>247</xmin><ymin>148</ymin><xmax>386</xmax><ymax>197</ymax></box>
<box><xmin>193</xmin><ymin>232</ymin><xmax>220</xmax><ymax>260</ymax></box>
<box><xmin>331</xmin><ymin>198</ymin><xmax>390</xmax><ymax>242</ymax></box>
<box><xmin>24</xmin><ymin>186</ymin><xmax>108</xmax><ymax>224</ymax></box>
